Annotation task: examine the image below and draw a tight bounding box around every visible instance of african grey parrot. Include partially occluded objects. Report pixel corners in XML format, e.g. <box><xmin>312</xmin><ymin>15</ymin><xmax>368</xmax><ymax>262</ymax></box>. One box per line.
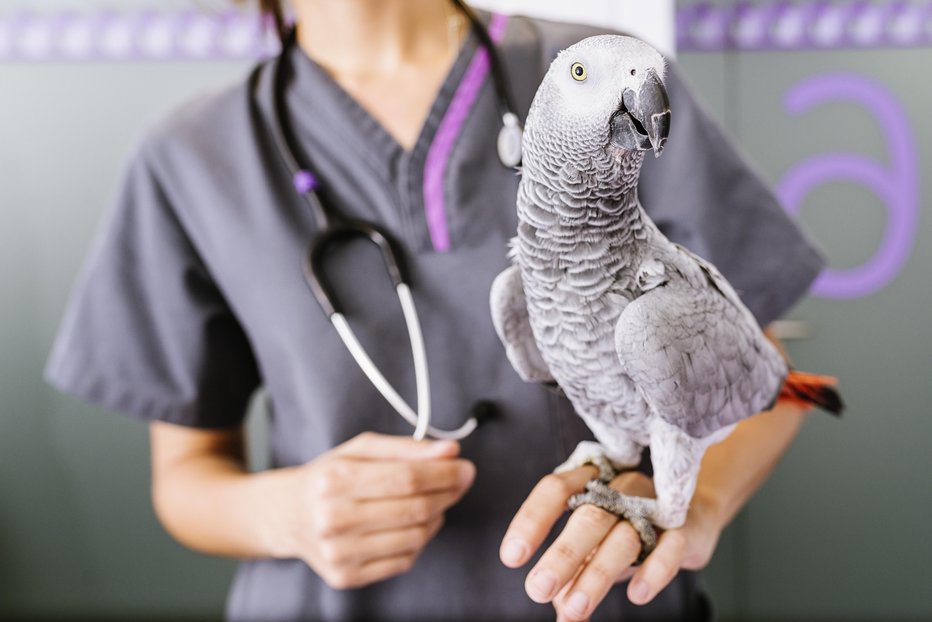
<box><xmin>490</xmin><ymin>35</ymin><xmax>841</xmax><ymax>553</ymax></box>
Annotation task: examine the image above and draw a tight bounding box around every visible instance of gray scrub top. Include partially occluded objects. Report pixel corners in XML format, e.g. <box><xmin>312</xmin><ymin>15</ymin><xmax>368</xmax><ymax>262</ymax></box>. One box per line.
<box><xmin>45</xmin><ymin>12</ymin><xmax>824</xmax><ymax>622</ymax></box>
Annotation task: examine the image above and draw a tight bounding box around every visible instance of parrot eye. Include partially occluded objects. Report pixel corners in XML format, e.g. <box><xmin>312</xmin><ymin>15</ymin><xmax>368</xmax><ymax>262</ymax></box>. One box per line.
<box><xmin>571</xmin><ymin>62</ymin><xmax>588</xmax><ymax>82</ymax></box>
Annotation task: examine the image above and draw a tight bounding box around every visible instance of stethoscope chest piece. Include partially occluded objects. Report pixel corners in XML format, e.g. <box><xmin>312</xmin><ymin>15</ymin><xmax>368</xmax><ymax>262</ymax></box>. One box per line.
<box><xmin>497</xmin><ymin>112</ymin><xmax>524</xmax><ymax>168</ymax></box>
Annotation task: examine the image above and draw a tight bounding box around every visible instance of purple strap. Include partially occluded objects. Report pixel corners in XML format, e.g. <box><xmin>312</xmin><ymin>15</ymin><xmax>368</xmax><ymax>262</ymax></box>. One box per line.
<box><xmin>422</xmin><ymin>13</ymin><xmax>510</xmax><ymax>253</ymax></box>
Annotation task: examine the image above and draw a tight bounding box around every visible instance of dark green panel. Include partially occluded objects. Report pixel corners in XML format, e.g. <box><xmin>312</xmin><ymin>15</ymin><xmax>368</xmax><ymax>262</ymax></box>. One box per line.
<box><xmin>736</xmin><ymin>49</ymin><xmax>932</xmax><ymax>621</ymax></box>
<box><xmin>0</xmin><ymin>60</ymin><xmax>252</xmax><ymax>620</ymax></box>
<box><xmin>681</xmin><ymin>19</ymin><xmax>932</xmax><ymax>622</ymax></box>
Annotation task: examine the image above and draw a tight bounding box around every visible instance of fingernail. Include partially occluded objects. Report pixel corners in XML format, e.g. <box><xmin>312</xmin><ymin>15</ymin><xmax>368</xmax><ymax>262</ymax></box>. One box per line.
<box><xmin>458</xmin><ymin>462</ymin><xmax>476</xmax><ymax>487</ymax></box>
<box><xmin>566</xmin><ymin>591</ymin><xmax>590</xmax><ymax>618</ymax></box>
<box><xmin>429</xmin><ymin>440</ymin><xmax>458</xmax><ymax>455</ymax></box>
<box><xmin>630</xmin><ymin>579</ymin><xmax>650</xmax><ymax>604</ymax></box>
<box><xmin>501</xmin><ymin>538</ymin><xmax>527</xmax><ymax>566</ymax></box>
<box><xmin>529</xmin><ymin>568</ymin><xmax>557</xmax><ymax>602</ymax></box>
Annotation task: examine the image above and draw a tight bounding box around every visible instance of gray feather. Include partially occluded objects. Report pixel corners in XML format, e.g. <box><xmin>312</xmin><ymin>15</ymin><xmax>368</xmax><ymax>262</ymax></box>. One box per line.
<box><xmin>489</xmin><ymin>34</ymin><xmax>792</xmax><ymax>530</ymax></box>
<box><xmin>615</xmin><ymin>259</ymin><xmax>787</xmax><ymax>438</ymax></box>
<box><xmin>490</xmin><ymin>265</ymin><xmax>554</xmax><ymax>383</ymax></box>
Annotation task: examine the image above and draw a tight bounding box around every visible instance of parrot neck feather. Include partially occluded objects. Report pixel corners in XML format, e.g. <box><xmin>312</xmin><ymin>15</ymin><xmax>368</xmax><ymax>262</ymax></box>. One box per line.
<box><xmin>517</xmin><ymin>148</ymin><xmax>647</xmax><ymax>233</ymax></box>
<box><xmin>515</xmin><ymin>150</ymin><xmax>653</xmax><ymax>302</ymax></box>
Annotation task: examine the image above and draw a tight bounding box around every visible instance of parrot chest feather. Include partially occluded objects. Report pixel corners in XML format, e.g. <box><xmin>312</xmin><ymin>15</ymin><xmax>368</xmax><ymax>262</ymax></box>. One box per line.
<box><xmin>515</xmin><ymin>199</ymin><xmax>666</xmax><ymax>430</ymax></box>
<box><xmin>513</xmin><ymin>157</ymin><xmax>771</xmax><ymax>440</ymax></box>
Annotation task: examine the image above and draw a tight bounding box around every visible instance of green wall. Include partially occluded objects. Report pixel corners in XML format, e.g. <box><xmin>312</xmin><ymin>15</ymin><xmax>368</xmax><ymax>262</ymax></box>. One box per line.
<box><xmin>677</xmin><ymin>1</ymin><xmax>932</xmax><ymax>619</ymax></box>
<box><xmin>1</xmin><ymin>60</ymin><xmax>246</xmax><ymax>619</ymax></box>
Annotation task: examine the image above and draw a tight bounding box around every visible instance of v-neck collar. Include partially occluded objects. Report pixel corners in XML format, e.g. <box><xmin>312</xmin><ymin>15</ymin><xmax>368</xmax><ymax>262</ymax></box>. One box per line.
<box><xmin>282</xmin><ymin>10</ymin><xmax>509</xmax><ymax>253</ymax></box>
<box><xmin>287</xmin><ymin>17</ymin><xmax>482</xmax><ymax>169</ymax></box>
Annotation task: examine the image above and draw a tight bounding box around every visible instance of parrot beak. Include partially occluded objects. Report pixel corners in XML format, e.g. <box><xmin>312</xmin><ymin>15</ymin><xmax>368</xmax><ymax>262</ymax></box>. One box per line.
<box><xmin>609</xmin><ymin>69</ymin><xmax>671</xmax><ymax>158</ymax></box>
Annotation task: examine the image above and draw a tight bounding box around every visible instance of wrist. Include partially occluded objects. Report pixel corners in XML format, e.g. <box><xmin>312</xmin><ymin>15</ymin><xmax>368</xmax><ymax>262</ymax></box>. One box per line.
<box><xmin>251</xmin><ymin>465</ymin><xmax>308</xmax><ymax>560</ymax></box>
<box><xmin>679</xmin><ymin>488</ymin><xmax>727</xmax><ymax>570</ymax></box>
<box><xmin>689</xmin><ymin>487</ymin><xmax>727</xmax><ymax>534</ymax></box>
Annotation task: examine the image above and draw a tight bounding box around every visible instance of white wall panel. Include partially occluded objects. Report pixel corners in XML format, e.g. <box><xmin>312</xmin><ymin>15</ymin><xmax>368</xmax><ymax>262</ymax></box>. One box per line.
<box><xmin>468</xmin><ymin>0</ymin><xmax>675</xmax><ymax>57</ymax></box>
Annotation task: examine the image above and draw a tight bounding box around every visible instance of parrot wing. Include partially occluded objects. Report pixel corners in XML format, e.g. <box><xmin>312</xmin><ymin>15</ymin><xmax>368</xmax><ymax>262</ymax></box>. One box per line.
<box><xmin>490</xmin><ymin>265</ymin><xmax>554</xmax><ymax>383</ymax></box>
<box><xmin>614</xmin><ymin>248</ymin><xmax>787</xmax><ymax>438</ymax></box>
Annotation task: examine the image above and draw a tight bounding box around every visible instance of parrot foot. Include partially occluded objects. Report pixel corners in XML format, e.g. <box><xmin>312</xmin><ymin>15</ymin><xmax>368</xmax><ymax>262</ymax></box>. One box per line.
<box><xmin>554</xmin><ymin>441</ymin><xmax>622</xmax><ymax>483</ymax></box>
<box><xmin>569</xmin><ymin>480</ymin><xmax>658</xmax><ymax>562</ymax></box>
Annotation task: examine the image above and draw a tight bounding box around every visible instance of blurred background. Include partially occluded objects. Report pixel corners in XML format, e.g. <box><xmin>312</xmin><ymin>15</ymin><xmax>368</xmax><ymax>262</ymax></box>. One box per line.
<box><xmin>1</xmin><ymin>0</ymin><xmax>929</xmax><ymax>620</ymax></box>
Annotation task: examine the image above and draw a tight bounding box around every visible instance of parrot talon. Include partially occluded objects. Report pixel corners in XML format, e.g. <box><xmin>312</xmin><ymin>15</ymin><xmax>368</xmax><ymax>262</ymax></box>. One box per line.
<box><xmin>554</xmin><ymin>441</ymin><xmax>622</xmax><ymax>483</ymax></box>
<box><xmin>569</xmin><ymin>479</ymin><xmax>658</xmax><ymax>562</ymax></box>
<box><xmin>590</xmin><ymin>455</ymin><xmax>619</xmax><ymax>483</ymax></box>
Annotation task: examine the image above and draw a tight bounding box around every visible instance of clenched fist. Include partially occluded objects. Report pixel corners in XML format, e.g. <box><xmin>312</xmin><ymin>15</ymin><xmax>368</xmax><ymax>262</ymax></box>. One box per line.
<box><xmin>283</xmin><ymin>432</ymin><xmax>476</xmax><ymax>589</ymax></box>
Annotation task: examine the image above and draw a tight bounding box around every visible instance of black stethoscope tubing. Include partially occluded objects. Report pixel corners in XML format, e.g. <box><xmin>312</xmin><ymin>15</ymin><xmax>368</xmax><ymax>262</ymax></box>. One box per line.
<box><xmin>265</xmin><ymin>1</ymin><xmax>517</xmax><ymax>440</ymax></box>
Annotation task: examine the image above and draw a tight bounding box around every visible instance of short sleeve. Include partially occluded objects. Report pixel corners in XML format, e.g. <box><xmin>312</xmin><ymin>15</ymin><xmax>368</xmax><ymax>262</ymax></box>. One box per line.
<box><xmin>44</xmin><ymin>142</ymin><xmax>261</xmax><ymax>428</ymax></box>
<box><xmin>639</xmin><ymin>63</ymin><xmax>826</xmax><ymax>327</ymax></box>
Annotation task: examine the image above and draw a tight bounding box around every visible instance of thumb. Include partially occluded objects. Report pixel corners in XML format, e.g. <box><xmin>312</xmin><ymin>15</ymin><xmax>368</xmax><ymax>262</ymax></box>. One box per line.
<box><xmin>335</xmin><ymin>432</ymin><xmax>460</xmax><ymax>461</ymax></box>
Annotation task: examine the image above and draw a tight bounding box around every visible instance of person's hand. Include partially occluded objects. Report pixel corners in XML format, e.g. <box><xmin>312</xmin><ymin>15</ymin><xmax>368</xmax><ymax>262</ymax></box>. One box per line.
<box><xmin>283</xmin><ymin>432</ymin><xmax>475</xmax><ymax>589</ymax></box>
<box><xmin>499</xmin><ymin>466</ymin><xmax>723</xmax><ymax>621</ymax></box>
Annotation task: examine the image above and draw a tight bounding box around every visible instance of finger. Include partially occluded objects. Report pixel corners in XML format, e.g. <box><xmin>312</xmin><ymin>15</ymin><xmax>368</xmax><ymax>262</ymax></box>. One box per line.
<box><xmin>627</xmin><ymin>529</ymin><xmax>687</xmax><ymax>606</ymax></box>
<box><xmin>500</xmin><ymin>467</ymin><xmax>597</xmax><ymax>569</ymax></box>
<box><xmin>324</xmin><ymin>553</ymin><xmax>419</xmax><ymax>590</ymax></box>
<box><xmin>323</xmin><ymin>516</ymin><xmax>444</xmax><ymax>567</ymax></box>
<box><xmin>616</xmin><ymin>566</ymin><xmax>637</xmax><ymax>584</ymax></box>
<box><xmin>610</xmin><ymin>471</ymin><xmax>656</xmax><ymax>498</ymax></box>
<box><xmin>336</xmin><ymin>488</ymin><xmax>465</xmax><ymax>535</ymax></box>
<box><xmin>525</xmin><ymin>504</ymin><xmax>618</xmax><ymax>604</ymax></box>
<box><xmin>335</xmin><ymin>432</ymin><xmax>460</xmax><ymax>461</ymax></box>
<box><xmin>555</xmin><ymin>603</ymin><xmax>589</xmax><ymax>622</ymax></box>
<box><xmin>552</xmin><ymin>520</ymin><xmax>642</xmax><ymax>620</ymax></box>
<box><xmin>553</xmin><ymin>565</ymin><xmax>589</xmax><ymax>622</ymax></box>
<box><xmin>556</xmin><ymin>606</ymin><xmax>590</xmax><ymax>622</ymax></box>
<box><xmin>343</xmin><ymin>459</ymin><xmax>475</xmax><ymax>499</ymax></box>
<box><xmin>556</xmin><ymin>607</ymin><xmax>590</xmax><ymax>622</ymax></box>
<box><xmin>331</xmin><ymin>520</ymin><xmax>447</xmax><ymax>589</ymax></box>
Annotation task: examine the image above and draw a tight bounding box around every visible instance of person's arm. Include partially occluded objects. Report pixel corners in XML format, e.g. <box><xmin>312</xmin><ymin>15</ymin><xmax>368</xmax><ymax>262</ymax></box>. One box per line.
<box><xmin>150</xmin><ymin>424</ymin><xmax>475</xmax><ymax>589</ymax></box>
<box><xmin>624</xmin><ymin>399</ymin><xmax>804</xmax><ymax>601</ymax></box>
<box><xmin>499</xmin><ymin>332</ymin><xmax>805</xmax><ymax>621</ymax></box>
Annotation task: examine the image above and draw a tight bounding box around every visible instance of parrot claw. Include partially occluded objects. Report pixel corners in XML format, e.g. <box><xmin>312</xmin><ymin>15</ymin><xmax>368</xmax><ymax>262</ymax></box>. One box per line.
<box><xmin>568</xmin><ymin>480</ymin><xmax>658</xmax><ymax>562</ymax></box>
<box><xmin>554</xmin><ymin>441</ymin><xmax>622</xmax><ymax>483</ymax></box>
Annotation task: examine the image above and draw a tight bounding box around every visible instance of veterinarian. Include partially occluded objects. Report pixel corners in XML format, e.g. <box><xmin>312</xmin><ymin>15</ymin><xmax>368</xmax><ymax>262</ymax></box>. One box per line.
<box><xmin>45</xmin><ymin>0</ymin><xmax>824</xmax><ymax>619</ymax></box>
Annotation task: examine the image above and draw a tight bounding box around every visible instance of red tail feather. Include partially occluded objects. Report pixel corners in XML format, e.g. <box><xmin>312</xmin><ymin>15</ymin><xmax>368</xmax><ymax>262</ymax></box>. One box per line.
<box><xmin>778</xmin><ymin>369</ymin><xmax>844</xmax><ymax>416</ymax></box>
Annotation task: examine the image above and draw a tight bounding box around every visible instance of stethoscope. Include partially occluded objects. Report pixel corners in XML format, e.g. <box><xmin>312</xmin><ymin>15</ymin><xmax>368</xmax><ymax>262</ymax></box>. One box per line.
<box><xmin>267</xmin><ymin>0</ymin><xmax>522</xmax><ymax>441</ymax></box>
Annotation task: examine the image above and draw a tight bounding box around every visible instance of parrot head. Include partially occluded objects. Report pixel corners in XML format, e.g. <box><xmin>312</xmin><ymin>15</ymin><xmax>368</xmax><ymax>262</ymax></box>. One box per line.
<box><xmin>524</xmin><ymin>35</ymin><xmax>671</xmax><ymax>170</ymax></box>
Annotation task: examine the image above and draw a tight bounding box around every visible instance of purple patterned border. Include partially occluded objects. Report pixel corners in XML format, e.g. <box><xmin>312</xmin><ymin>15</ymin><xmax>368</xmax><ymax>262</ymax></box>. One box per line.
<box><xmin>2</xmin><ymin>1</ymin><xmax>931</xmax><ymax>62</ymax></box>
<box><xmin>678</xmin><ymin>1</ymin><xmax>932</xmax><ymax>52</ymax></box>
<box><xmin>0</xmin><ymin>10</ymin><xmax>277</xmax><ymax>62</ymax></box>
